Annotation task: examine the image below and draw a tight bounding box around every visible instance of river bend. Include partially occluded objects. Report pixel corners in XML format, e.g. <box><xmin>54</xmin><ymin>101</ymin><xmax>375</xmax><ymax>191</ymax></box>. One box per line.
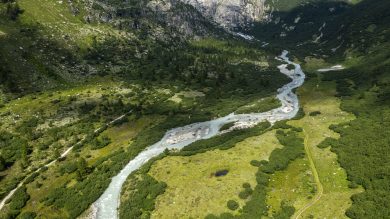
<box><xmin>93</xmin><ymin>50</ymin><xmax>306</xmax><ymax>219</ymax></box>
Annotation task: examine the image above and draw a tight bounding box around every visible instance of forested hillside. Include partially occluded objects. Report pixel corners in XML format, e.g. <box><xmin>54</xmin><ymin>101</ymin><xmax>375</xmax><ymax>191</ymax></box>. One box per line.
<box><xmin>0</xmin><ymin>0</ymin><xmax>289</xmax><ymax>218</ymax></box>
<box><xmin>251</xmin><ymin>0</ymin><xmax>390</xmax><ymax>58</ymax></box>
<box><xmin>320</xmin><ymin>41</ymin><xmax>390</xmax><ymax>218</ymax></box>
<box><xmin>0</xmin><ymin>0</ymin><xmax>389</xmax><ymax>218</ymax></box>
<box><xmin>249</xmin><ymin>0</ymin><xmax>390</xmax><ymax>217</ymax></box>
<box><xmin>0</xmin><ymin>0</ymin><xmax>214</xmax><ymax>97</ymax></box>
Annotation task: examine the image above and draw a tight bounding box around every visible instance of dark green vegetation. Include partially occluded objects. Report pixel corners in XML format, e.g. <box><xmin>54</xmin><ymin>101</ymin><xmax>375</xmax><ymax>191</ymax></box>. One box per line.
<box><xmin>30</xmin><ymin>115</ymin><xmax>220</xmax><ymax>218</ymax></box>
<box><xmin>272</xmin><ymin>201</ymin><xmax>296</xmax><ymax>219</ymax></box>
<box><xmin>120</xmin><ymin>155</ymin><xmax>167</xmax><ymax>219</ymax></box>
<box><xmin>0</xmin><ymin>0</ymin><xmax>285</xmax><ymax>99</ymax></box>
<box><xmin>6</xmin><ymin>186</ymin><xmax>30</xmax><ymax>218</ymax></box>
<box><xmin>227</xmin><ymin>200</ymin><xmax>239</xmax><ymax>211</ymax></box>
<box><xmin>0</xmin><ymin>0</ymin><xmax>389</xmax><ymax>218</ymax></box>
<box><xmin>0</xmin><ymin>85</ymin><xmax>134</xmax><ymax>207</ymax></box>
<box><xmin>258</xmin><ymin>0</ymin><xmax>390</xmax><ymax>217</ymax></box>
<box><xmin>238</xmin><ymin>183</ymin><xmax>253</xmax><ymax>200</ymax></box>
<box><xmin>205</xmin><ymin>128</ymin><xmax>304</xmax><ymax>218</ymax></box>
<box><xmin>118</xmin><ymin>122</ymin><xmax>272</xmax><ymax>219</ymax></box>
<box><xmin>235</xmin><ymin>97</ymin><xmax>281</xmax><ymax>114</ymax></box>
<box><xmin>3</xmin><ymin>0</ymin><xmax>23</xmax><ymax>21</ymax></box>
<box><xmin>219</xmin><ymin>122</ymin><xmax>235</xmax><ymax>131</ymax></box>
<box><xmin>251</xmin><ymin>0</ymin><xmax>389</xmax><ymax>59</ymax></box>
<box><xmin>0</xmin><ymin>0</ymin><xmax>291</xmax><ymax>217</ymax></box>
<box><xmin>250</xmin><ymin>1</ymin><xmax>390</xmax><ymax>216</ymax></box>
<box><xmin>319</xmin><ymin>42</ymin><xmax>390</xmax><ymax>218</ymax></box>
<box><xmin>177</xmin><ymin>122</ymin><xmax>271</xmax><ymax>155</ymax></box>
<box><xmin>120</xmin><ymin>124</ymin><xmax>304</xmax><ymax>219</ymax></box>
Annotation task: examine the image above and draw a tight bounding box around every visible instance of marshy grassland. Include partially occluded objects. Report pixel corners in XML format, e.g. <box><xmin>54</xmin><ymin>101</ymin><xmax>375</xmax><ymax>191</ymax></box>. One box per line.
<box><xmin>287</xmin><ymin>74</ymin><xmax>363</xmax><ymax>219</ymax></box>
<box><xmin>149</xmin><ymin>130</ymin><xmax>282</xmax><ymax>218</ymax></box>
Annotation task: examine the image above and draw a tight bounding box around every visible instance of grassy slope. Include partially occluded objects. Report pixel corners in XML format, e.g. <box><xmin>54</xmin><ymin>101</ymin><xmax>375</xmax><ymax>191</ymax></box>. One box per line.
<box><xmin>318</xmin><ymin>42</ymin><xmax>390</xmax><ymax>218</ymax></box>
<box><xmin>0</xmin><ymin>80</ymin><xmax>121</xmax><ymax>194</ymax></box>
<box><xmin>286</xmin><ymin>75</ymin><xmax>362</xmax><ymax>218</ymax></box>
<box><xmin>0</xmin><ymin>80</ymin><xmax>137</xmax><ymax>217</ymax></box>
<box><xmin>264</xmin><ymin>74</ymin><xmax>362</xmax><ymax>218</ymax></box>
<box><xmin>291</xmin><ymin>3</ymin><xmax>390</xmax><ymax>215</ymax></box>
<box><xmin>0</xmin><ymin>1</ymin><xmax>292</xmax><ymax>218</ymax></box>
<box><xmin>252</xmin><ymin>1</ymin><xmax>390</xmax><ymax>216</ymax></box>
<box><xmin>266</xmin><ymin>157</ymin><xmax>315</xmax><ymax>215</ymax></box>
<box><xmin>149</xmin><ymin>56</ymin><xmax>371</xmax><ymax>219</ymax></box>
<box><xmin>119</xmin><ymin>1</ymin><xmax>388</xmax><ymax>218</ymax></box>
<box><xmin>2</xmin><ymin>0</ymin><xmax>387</xmax><ymax>218</ymax></box>
<box><xmin>148</xmin><ymin>131</ymin><xmax>282</xmax><ymax>218</ymax></box>
<box><xmin>21</xmin><ymin>115</ymin><xmax>163</xmax><ymax>217</ymax></box>
<box><xmin>0</xmin><ymin>0</ymin><xmax>125</xmax><ymax>101</ymax></box>
<box><xmin>17</xmin><ymin>0</ymin><xmax>126</xmax><ymax>49</ymax></box>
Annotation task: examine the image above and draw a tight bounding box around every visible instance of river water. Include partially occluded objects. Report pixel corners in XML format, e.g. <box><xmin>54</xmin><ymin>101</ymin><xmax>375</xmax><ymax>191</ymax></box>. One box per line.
<box><xmin>93</xmin><ymin>50</ymin><xmax>306</xmax><ymax>219</ymax></box>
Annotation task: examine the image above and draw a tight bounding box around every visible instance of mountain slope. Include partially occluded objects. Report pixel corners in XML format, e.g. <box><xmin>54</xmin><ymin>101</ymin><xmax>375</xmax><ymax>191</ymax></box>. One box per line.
<box><xmin>179</xmin><ymin>0</ymin><xmax>267</xmax><ymax>28</ymax></box>
<box><xmin>0</xmin><ymin>0</ymin><xmax>390</xmax><ymax>218</ymax></box>
<box><xmin>249</xmin><ymin>0</ymin><xmax>390</xmax><ymax>58</ymax></box>
<box><xmin>0</xmin><ymin>0</ymin><xmax>227</xmax><ymax>96</ymax></box>
<box><xmin>246</xmin><ymin>1</ymin><xmax>390</xmax><ymax>217</ymax></box>
<box><xmin>0</xmin><ymin>1</ymin><xmax>289</xmax><ymax>218</ymax></box>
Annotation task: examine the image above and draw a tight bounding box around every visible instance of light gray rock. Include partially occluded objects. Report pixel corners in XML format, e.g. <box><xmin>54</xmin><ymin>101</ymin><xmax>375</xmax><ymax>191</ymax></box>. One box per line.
<box><xmin>179</xmin><ymin>0</ymin><xmax>267</xmax><ymax>28</ymax></box>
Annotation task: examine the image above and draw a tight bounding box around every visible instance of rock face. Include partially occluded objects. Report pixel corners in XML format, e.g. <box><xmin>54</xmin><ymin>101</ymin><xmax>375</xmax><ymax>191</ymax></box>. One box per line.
<box><xmin>82</xmin><ymin>0</ymin><xmax>267</xmax><ymax>36</ymax></box>
<box><xmin>179</xmin><ymin>0</ymin><xmax>267</xmax><ymax>28</ymax></box>
<box><xmin>147</xmin><ymin>0</ymin><xmax>221</xmax><ymax>36</ymax></box>
<box><xmin>83</xmin><ymin>0</ymin><xmax>221</xmax><ymax>37</ymax></box>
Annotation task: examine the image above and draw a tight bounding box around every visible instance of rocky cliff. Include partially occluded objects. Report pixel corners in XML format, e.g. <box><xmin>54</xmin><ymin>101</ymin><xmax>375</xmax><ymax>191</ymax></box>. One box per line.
<box><xmin>179</xmin><ymin>0</ymin><xmax>268</xmax><ymax>28</ymax></box>
<box><xmin>81</xmin><ymin>0</ymin><xmax>222</xmax><ymax>37</ymax></box>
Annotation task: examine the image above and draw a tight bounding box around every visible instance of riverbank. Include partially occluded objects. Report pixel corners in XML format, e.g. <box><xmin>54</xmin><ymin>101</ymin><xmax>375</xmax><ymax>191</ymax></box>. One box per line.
<box><xmin>92</xmin><ymin>50</ymin><xmax>306</xmax><ymax>219</ymax></box>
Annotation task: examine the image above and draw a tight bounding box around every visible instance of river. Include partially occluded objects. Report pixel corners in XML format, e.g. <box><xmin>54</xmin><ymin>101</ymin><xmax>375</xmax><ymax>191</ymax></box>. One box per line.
<box><xmin>92</xmin><ymin>50</ymin><xmax>306</xmax><ymax>219</ymax></box>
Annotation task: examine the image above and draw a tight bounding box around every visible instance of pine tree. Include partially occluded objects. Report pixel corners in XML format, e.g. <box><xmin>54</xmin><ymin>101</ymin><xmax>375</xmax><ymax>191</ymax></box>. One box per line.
<box><xmin>76</xmin><ymin>158</ymin><xmax>89</xmax><ymax>180</ymax></box>
<box><xmin>6</xmin><ymin>2</ymin><xmax>23</xmax><ymax>20</ymax></box>
<box><xmin>0</xmin><ymin>155</ymin><xmax>6</xmax><ymax>171</ymax></box>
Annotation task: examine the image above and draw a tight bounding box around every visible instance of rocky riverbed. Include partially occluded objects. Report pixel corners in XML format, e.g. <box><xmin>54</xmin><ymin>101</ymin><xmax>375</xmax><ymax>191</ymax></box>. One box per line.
<box><xmin>92</xmin><ymin>50</ymin><xmax>306</xmax><ymax>219</ymax></box>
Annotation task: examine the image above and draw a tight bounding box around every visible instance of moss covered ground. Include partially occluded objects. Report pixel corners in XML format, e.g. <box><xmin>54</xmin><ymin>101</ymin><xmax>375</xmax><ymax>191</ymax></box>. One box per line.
<box><xmin>148</xmin><ymin>130</ymin><xmax>282</xmax><ymax>218</ymax></box>
<box><xmin>286</xmin><ymin>75</ymin><xmax>363</xmax><ymax>219</ymax></box>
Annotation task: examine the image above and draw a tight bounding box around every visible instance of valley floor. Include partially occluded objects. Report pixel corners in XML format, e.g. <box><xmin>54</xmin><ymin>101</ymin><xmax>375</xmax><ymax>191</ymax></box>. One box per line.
<box><xmin>287</xmin><ymin>76</ymin><xmax>363</xmax><ymax>218</ymax></box>
<box><xmin>118</xmin><ymin>73</ymin><xmax>363</xmax><ymax>219</ymax></box>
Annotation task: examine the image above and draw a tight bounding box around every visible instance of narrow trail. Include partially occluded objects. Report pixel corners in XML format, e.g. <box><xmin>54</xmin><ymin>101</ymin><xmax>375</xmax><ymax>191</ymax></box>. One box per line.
<box><xmin>0</xmin><ymin>111</ymin><xmax>132</xmax><ymax>211</ymax></box>
<box><xmin>293</xmin><ymin>129</ymin><xmax>324</xmax><ymax>219</ymax></box>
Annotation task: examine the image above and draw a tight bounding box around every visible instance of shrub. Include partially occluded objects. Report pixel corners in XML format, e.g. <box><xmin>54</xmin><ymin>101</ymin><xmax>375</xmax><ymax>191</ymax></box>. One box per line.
<box><xmin>250</xmin><ymin>160</ymin><xmax>261</xmax><ymax>167</ymax></box>
<box><xmin>242</xmin><ymin>183</ymin><xmax>251</xmax><ymax>189</ymax></box>
<box><xmin>181</xmin><ymin>122</ymin><xmax>271</xmax><ymax>154</ymax></box>
<box><xmin>24</xmin><ymin>172</ymin><xmax>39</xmax><ymax>184</ymax></box>
<box><xmin>7</xmin><ymin>186</ymin><xmax>30</xmax><ymax>218</ymax></box>
<box><xmin>286</xmin><ymin>64</ymin><xmax>295</xmax><ymax>70</ymax></box>
<box><xmin>0</xmin><ymin>156</ymin><xmax>6</xmax><ymax>171</ymax></box>
<box><xmin>119</xmin><ymin>155</ymin><xmax>167</xmax><ymax>219</ymax></box>
<box><xmin>272</xmin><ymin>201</ymin><xmax>295</xmax><ymax>219</ymax></box>
<box><xmin>239</xmin><ymin>187</ymin><xmax>253</xmax><ymax>199</ymax></box>
<box><xmin>19</xmin><ymin>211</ymin><xmax>37</xmax><ymax>219</ymax></box>
<box><xmin>219</xmin><ymin>122</ymin><xmax>235</xmax><ymax>131</ymax></box>
<box><xmin>227</xmin><ymin>200</ymin><xmax>239</xmax><ymax>211</ymax></box>
<box><xmin>90</xmin><ymin>136</ymin><xmax>111</xmax><ymax>150</ymax></box>
<box><xmin>5</xmin><ymin>2</ymin><xmax>23</xmax><ymax>21</ymax></box>
<box><xmin>292</xmin><ymin>107</ymin><xmax>305</xmax><ymax>120</ymax></box>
